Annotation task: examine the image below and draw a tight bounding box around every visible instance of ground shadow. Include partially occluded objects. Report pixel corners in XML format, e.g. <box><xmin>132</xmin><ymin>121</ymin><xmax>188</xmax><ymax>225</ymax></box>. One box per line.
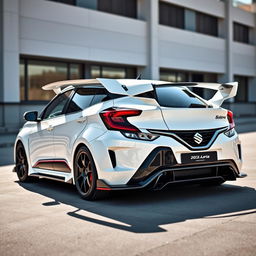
<box><xmin>18</xmin><ymin>178</ymin><xmax>256</xmax><ymax>233</ymax></box>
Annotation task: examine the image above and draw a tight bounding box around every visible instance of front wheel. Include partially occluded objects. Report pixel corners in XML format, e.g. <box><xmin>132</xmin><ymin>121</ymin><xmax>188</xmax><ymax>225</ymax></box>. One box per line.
<box><xmin>74</xmin><ymin>146</ymin><xmax>104</xmax><ymax>200</ymax></box>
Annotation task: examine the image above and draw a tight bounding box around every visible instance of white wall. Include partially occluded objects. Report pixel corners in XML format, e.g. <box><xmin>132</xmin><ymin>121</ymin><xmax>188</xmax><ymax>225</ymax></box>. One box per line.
<box><xmin>3</xmin><ymin>0</ymin><xmax>19</xmax><ymax>102</ymax></box>
<box><xmin>158</xmin><ymin>25</ymin><xmax>225</xmax><ymax>73</ymax></box>
<box><xmin>19</xmin><ymin>0</ymin><xmax>147</xmax><ymax>66</ymax></box>
<box><xmin>232</xmin><ymin>43</ymin><xmax>256</xmax><ymax>76</ymax></box>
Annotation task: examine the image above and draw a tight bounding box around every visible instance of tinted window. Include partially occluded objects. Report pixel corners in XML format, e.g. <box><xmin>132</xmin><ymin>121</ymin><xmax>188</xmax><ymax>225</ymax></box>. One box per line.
<box><xmin>42</xmin><ymin>91</ymin><xmax>72</xmax><ymax>119</ymax></box>
<box><xmin>159</xmin><ymin>2</ymin><xmax>184</xmax><ymax>29</ymax></box>
<box><xmin>66</xmin><ymin>89</ymin><xmax>94</xmax><ymax>114</ymax></box>
<box><xmin>234</xmin><ymin>22</ymin><xmax>249</xmax><ymax>44</ymax></box>
<box><xmin>156</xmin><ymin>86</ymin><xmax>206</xmax><ymax>108</ymax></box>
<box><xmin>98</xmin><ymin>0</ymin><xmax>137</xmax><ymax>18</ymax></box>
<box><xmin>234</xmin><ymin>75</ymin><xmax>248</xmax><ymax>102</ymax></box>
<box><xmin>196</xmin><ymin>12</ymin><xmax>218</xmax><ymax>37</ymax></box>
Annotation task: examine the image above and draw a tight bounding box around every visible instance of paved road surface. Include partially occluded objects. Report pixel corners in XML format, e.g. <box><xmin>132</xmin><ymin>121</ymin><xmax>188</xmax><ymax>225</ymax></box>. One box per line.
<box><xmin>0</xmin><ymin>132</ymin><xmax>255</xmax><ymax>256</ymax></box>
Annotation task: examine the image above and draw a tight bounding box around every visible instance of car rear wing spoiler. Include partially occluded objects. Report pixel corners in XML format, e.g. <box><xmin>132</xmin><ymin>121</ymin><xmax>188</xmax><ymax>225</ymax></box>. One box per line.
<box><xmin>42</xmin><ymin>79</ymin><xmax>238</xmax><ymax>107</ymax></box>
<box><xmin>184</xmin><ymin>82</ymin><xmax>238</xmax><ymax>107</ymax></box>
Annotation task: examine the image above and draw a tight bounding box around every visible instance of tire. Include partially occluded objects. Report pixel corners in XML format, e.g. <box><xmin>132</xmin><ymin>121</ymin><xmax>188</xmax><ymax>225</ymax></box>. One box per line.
<box><xmin>74</xmin><ymin>146</ymin><xmax>105</xmax><ymax>200</ymax></box>
<box><xmin>15</xmin><ymin>142</ymin><xmax>32</xmax><ymax>182</ymax></box>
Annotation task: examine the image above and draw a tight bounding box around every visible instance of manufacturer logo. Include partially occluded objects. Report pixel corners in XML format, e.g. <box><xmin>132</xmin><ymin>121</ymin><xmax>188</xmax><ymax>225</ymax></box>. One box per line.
<box><xmin>215</xmin><ymin>115</ymin><xmax>226</xmax><ymax>119</ymax></box>
<box><xmin>194</xmin><ymin>132</ymin><xmax>203</xmax><ymax>144</ymax></box>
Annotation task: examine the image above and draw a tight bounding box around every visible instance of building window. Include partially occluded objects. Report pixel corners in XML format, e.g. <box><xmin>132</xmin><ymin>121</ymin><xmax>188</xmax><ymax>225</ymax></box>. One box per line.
<box><xmin>159</xmin><ymin>2</ymin><xmax>185</xmax><ymax>29</ymax></box>
<box><xmin>98</xmin><ymin>0</ymin><xmax>137</xmax><ymax>18</ymax></box>
<box><xmin>20</xmin><ymin>59</ymin><xmax>25</xmax><ymax>101</ymax></box>
<box><xmin>48</xmin><ymin>0</ymin><xmax>76</xmax><ymax>5</ymax></box>
<box><xmin>196</xmin><ymin>12</ymin><xmax>218</xmax><ymax>37</ymax></box>
<box><xmin>90</xmin><ymin>65</ymin><xmax>136</xmax><ymax>79</ymax></box>
<box><xmin>48</xmin><ymin>0</ymin><xmax>137</xmax><ymax>18</ymax></box>
<box><xmin>160</xmin><ymin>69</ymin><xmax>188</xmax><ymax>82</ymax></box>
<box><xmin>20</xmin><ymin>58</ymin><xmax>83</xmax><ymax>101</ymax></box>
<box><xmin>234</xmin><ymin>75</ymin><xmax>248</xmax><ymax>102</ymax></box>
<box><xmin>233</xmin><ymin>22</ymin><xmax>249</xmax><ymax>44</ymax></box>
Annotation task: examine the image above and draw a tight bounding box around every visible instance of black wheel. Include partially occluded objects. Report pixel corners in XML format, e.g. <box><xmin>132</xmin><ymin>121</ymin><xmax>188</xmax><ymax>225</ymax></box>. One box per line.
<box><xmin>15</xmin><ymin>142</ymin><xmax>31</xmax><ymax>182</ymax></box>
<box><xmin>74</xmin><ymin>146</ymin><xmax>104</xmax><ymax>200</ymax></box>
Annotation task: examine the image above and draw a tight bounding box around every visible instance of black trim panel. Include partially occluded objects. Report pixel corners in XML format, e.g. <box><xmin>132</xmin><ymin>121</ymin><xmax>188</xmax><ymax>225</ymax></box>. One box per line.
<box><xmin>33</xmin><ymin>159</ymin><xmax>71</xmax><ymax>173</ymax></box>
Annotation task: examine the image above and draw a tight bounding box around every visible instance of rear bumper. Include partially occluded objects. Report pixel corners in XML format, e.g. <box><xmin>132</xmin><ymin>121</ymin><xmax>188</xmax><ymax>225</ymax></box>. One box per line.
<box><xmin>90</xmin><ymin>129</ymin><xmax>243</xmax><ymax>186</ymax></box>
<box><xmin>97</xmin><ymin>160</ymin><xmax>246</xmax><ymax>191</ymax></box>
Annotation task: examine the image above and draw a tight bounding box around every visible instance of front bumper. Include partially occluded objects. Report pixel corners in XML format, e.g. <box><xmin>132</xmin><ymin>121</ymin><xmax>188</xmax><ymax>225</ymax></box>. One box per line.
<box><xmin>89</xmin><ymin>129</ymin><xmax>243</xmax><ymax>187</ymax></box>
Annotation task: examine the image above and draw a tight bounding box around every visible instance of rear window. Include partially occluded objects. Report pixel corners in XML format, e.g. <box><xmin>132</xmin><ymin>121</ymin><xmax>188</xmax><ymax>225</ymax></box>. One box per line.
<box><xmin>155</xmin><ymin>86</ymin><xmax>206</xmax><ymax>108</ymax></box>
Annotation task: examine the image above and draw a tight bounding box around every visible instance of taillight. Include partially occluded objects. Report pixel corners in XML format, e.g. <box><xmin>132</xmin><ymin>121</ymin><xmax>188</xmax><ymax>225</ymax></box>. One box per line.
<box><xmin>100</xmin><ymin>108</ymin><xmax>142</xmax><ymax>132</ymax></box>
<box><xmin>225</xmin><ymin>110</ymin><xmax>235</xmax><ymax>137</ymax></box>
<box><xmin>227</xmin><ymin>110</ymin><xmax>235</xmax><ymax>129</ymax></box>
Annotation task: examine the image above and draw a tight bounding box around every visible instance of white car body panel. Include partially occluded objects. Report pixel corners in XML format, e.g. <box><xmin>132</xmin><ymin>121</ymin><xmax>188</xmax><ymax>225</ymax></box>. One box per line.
<box><xmin>14</xmin><ymin>79</ymin><xmax>244</xmax><ymax>195</ymax></box>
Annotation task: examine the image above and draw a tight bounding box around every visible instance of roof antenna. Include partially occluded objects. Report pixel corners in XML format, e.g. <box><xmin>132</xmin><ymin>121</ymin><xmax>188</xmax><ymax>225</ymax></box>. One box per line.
<box><xmin>136</xmin><ymin>74</ymin><xmax>142</xmax><ymax>80</ymax></box>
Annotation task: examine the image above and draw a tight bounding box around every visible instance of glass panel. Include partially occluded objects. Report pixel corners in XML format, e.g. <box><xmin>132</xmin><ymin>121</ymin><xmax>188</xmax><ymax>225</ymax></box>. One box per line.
<box><xmin>66</xmin><ymin>89</ymin><xmax>94</xmax><ymax>114</ymax></box>
<box><xmin>48</xmin><ymin>0</ymin><xmax>76</xmax><ymax>5</ymax></box>
<box><xmin>28</xmin><ymin>60</ymin><xmax>68</xmax><ymax>101</ymax></box>
<box><xmin>91</xmin><ymin>65</ymin><xmax>100</xmax><ymax>79</ymax></box>
<box><xmin>156</xmin><ymin>87</ymin><xmax>206</xmax><ymax>108</ymax></box>
<box><xmin>126</xmin><ymin>68</ymin><xmax>136</xmax><ymax>78</ymax></box>
<box><xmin>196</xmin><ymin>12</ymin><xmax>218</xmax><ymax>37</ymax></box>
<box><xmin>160</xmin><ymin>71</ymin><xmax>177</xmax><ymax>82</ymax></box>
<box><xmin>76</xmin><ymin>0</ymin><xmax>97</xmax><ymax>9</ymax></box>
<box><xmin>98</xmin><ymin>0</ymin><xmax>137</xmax><ymax>18</ymax></box>
<box><xmin>20</xmin><ymin>60</ymin><xmax>25</xmax><ymax>101</ymax></box>
<box><xmin>102</xmin><ymin>66</ymin><xmax>125</xmax><ymax>79</ymax></box>
<box><xmin>176</xmin><ymin>72</ymin><xmax>187</xmax><ymax>82</ymax></box>
<box><xmin>42</xmin><ymin>91</ymin><xmax>72</xmax><ymax>120</ymax></box>
<box><xmin>235</xmin><ymin>76</ymin><xmax>248</xmax><ymax>102</ymax></box>
<box><xmin>233</xmin><ymin>22</ymin><xmax>249</xmax><ymax>44</ymax></box>
<box><xmin>159</xmin><ymin>2</ymin><xmax>184</xmax><ymax>29</ymax></box>
<box><xmin>70</xmin><ymin>64</ymin><xmax>82</xmax><ymax>79</ymax></box>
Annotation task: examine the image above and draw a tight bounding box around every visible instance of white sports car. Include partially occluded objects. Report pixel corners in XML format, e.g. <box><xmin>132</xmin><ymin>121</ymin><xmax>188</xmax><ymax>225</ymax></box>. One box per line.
<box><xmin>14</xmin><ymin>79</ymin><xmax>246</xmax><ymax>200</ymax></box>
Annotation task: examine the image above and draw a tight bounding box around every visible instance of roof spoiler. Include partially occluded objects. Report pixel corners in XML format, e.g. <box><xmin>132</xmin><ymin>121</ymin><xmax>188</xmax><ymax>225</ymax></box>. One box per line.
<box><xmin>42</xmin><ymin>79</ymin><xmax>238</xmax><ymax>107</ymax></box>
<box><xmin>185</xmin><ymin>82</ymin><xmax>238</xmax><ymax>107</ymax></box>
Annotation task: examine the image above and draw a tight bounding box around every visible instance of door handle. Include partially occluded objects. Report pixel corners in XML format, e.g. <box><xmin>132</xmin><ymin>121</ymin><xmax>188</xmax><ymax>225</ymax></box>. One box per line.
<box><xmin>77</xmin><ymin>116</ymin><xmax>87</xmax><ymax>123</ymax></box>
<box><xmin>47</xmin><ymin>125</ymin><xmax>54</xmax><ymax>131</ymax></box>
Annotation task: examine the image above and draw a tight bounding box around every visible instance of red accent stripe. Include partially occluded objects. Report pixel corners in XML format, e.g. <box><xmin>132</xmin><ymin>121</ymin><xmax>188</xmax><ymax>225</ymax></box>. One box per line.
<box><xmin>97</xmin><ymin>187</ymin><xmax>112</xmax><ymax>191</ymax></box>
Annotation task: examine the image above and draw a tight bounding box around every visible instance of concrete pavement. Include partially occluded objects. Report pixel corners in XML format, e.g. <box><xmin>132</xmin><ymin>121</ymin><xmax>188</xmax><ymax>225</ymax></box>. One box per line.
<box><xmin>0</xmin><ymin>132</ymin><xmax>255</xmax><ymax>256</ymax></box>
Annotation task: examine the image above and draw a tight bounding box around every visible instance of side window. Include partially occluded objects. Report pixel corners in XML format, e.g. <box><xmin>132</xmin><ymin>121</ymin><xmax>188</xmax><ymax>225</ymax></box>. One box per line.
<box><xmin>90</xmin><ymin>89</ymin><xmax>110</xmax><ymax>106</ymax></box>
<box><xmin>66</xmin><ymin>89</ymin><xmax>94</xmax><ymax>114</ymax></box>
<box><xmin>42</xmin><ymin>91</ymin><xmax>72</xmax><ymax>120</ymax></box>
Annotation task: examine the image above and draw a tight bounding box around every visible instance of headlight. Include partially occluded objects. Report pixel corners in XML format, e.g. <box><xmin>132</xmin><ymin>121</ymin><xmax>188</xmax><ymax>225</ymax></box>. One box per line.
<box><xmin>224</xmin><ymin>128</ymin><xmax>235</xmax><ymax>137</ymax></box>
<box><xmin>121</xmin><ymin>132</ymin><xmax>159</xmax><ymax>141</ymax></box>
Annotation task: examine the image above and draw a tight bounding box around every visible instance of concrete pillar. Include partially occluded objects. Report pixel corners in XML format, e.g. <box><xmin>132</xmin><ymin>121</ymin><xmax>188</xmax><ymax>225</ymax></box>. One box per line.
<box><xmin>137</xmin><ymin>0</ymin><xmax>159</xmax><ymax>80</ymax></box>
<box><xmin>3</xmin><ymin>0</ymin><xmax>19</xmax><ymax>103</ymax></box>
<box><xmin>0</xmin><ymin>0</ymin><xmax>3</xmax><ymax>103</ymax></box>
<box><xmin>225</xmin><ymin>0</ymin><xmax>234</xmax><ymax>83</ymax></box>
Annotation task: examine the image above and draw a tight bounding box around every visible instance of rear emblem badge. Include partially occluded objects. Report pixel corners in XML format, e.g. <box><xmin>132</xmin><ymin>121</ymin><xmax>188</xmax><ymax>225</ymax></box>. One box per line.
<box><xmin>194</xmin><ymin>133</ymin><xmax>203</xmax><ymax>144</ymax></box>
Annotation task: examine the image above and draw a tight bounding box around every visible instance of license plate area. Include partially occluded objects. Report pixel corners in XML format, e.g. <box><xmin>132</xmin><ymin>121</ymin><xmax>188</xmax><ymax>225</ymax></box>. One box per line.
<box><xmin>181</xmin><ymin>151</ymin><xmax>217</xmax><ymax>164</ymax></box>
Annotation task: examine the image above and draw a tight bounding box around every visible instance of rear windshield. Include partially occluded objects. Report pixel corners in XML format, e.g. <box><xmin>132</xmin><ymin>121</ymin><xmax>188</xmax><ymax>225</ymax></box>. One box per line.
<box><xmin>155</xmin><ymin>86</ymin><xmax>207</xmax><ymax>108</ymax></box>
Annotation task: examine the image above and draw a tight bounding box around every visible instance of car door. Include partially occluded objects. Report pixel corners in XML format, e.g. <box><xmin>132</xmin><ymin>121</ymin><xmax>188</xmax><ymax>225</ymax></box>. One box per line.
<box><xmin>52</xmin><ymin>88</ymin><xmax>95</xmax><ymax>171</ymax></box>
<box><xmin>29</xmin><ymin>90</ymin><xmax>73</xmax><ymax>170</ymax></box>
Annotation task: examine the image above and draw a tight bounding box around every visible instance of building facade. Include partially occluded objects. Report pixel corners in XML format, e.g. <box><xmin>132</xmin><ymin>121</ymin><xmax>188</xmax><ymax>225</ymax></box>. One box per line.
<box><xmin>0</xmin><ymin>0</ymin><xmax>256</xmax><ymax>130</ymax></box>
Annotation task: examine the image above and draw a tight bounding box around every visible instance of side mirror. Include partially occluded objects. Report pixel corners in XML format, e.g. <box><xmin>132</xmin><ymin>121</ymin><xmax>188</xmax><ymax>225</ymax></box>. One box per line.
<box><xmin>23</xmin><ymin>111</ymin><xmax>40</xmax><ymax>122</ymax></box>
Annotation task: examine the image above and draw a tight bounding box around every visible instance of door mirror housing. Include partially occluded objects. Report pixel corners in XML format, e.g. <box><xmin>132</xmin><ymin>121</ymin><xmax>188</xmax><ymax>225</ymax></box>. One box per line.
<box><xmin>23</xmin><ymin>111</ymin><xmax>40</xmax><ymax>122</ymax></box>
